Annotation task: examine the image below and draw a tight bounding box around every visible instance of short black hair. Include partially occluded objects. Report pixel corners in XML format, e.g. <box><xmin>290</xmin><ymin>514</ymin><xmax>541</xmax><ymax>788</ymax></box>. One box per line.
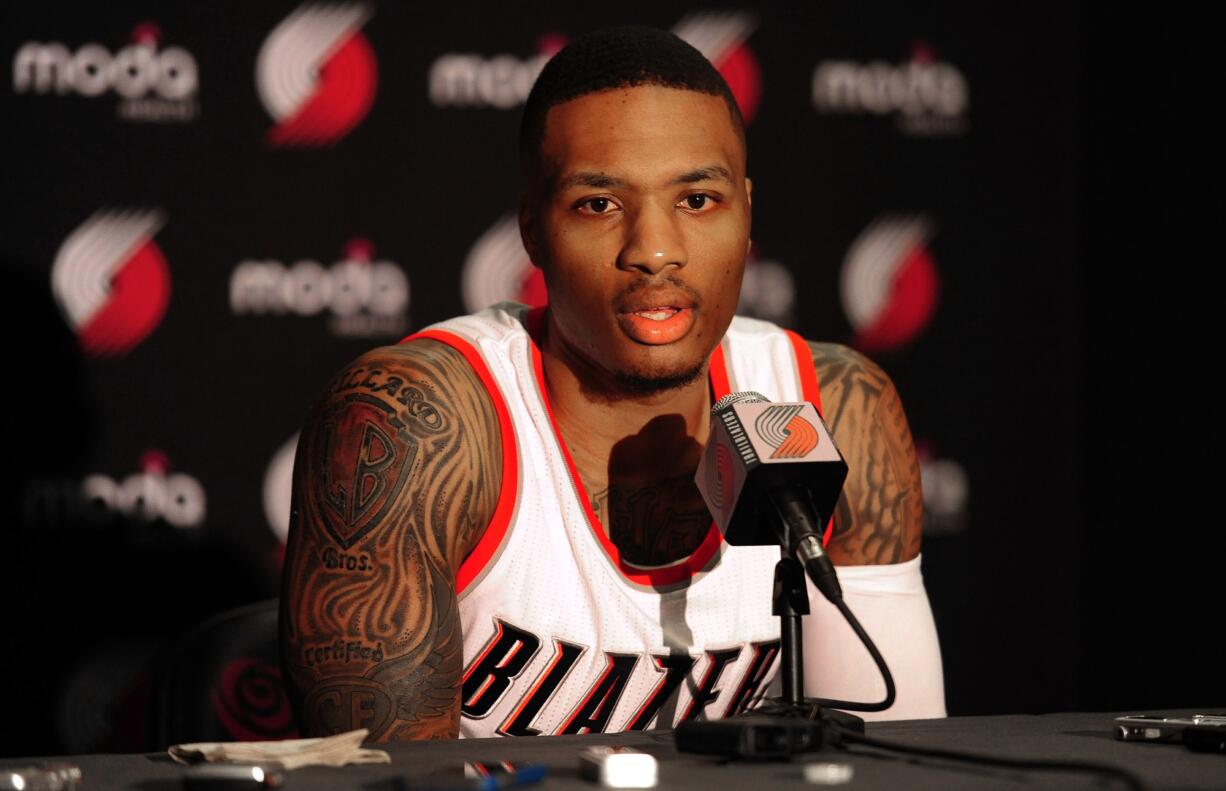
<box><xmin>519</xmin><ymin>26</ymin><xmax>745</xmax><ymax>182</ymax></box>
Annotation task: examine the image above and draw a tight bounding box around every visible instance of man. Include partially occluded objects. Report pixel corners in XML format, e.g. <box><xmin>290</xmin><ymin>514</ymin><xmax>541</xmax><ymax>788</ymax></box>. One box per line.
<box><xmin>280</xmin><ymin>26</ymin><xmax>944</xmax><ymax>741</ymax></box>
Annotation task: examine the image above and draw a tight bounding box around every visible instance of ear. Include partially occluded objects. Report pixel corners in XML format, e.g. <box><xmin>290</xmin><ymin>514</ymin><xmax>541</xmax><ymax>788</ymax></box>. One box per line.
<box><xmin>518</xmin><ymin>192</ymin><xmax>540</xmax><ymax>267</ymax></box>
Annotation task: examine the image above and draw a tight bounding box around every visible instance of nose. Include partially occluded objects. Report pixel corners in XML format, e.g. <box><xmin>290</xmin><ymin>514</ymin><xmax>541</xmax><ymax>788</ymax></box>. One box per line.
<box><xmin>617</xmin><ymin>202</ymin><xmax>687</xmax><ymax>276</ymax></box>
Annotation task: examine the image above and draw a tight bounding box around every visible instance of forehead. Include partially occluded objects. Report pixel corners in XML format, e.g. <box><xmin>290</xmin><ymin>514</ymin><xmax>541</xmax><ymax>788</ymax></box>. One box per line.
<box><xmin>538</xmin><ymin>85</ymin><xmax>745</xmax><ymax>186</ymax></box>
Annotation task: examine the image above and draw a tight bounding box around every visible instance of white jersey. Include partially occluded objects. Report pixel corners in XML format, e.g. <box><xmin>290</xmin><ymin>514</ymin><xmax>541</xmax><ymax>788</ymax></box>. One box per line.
<box><xmin>409</xmin><ymin>303</ymin><xmax>829</xmax><ymax>738</ymax></box>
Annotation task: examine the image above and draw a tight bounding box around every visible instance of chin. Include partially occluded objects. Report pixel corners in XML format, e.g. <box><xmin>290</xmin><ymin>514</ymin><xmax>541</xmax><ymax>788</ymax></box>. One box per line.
<box><xmin>612</xmin><ymin>359</ymin><xmax>705</xmax><ymax>395</ymax></box>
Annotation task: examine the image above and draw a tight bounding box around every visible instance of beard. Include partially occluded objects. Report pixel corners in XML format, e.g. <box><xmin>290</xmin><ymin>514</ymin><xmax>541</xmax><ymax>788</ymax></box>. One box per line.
<box><xmin>612</xmin><ymin>359</ymin><xmax>706</xmax><ymax>395</ymax></box>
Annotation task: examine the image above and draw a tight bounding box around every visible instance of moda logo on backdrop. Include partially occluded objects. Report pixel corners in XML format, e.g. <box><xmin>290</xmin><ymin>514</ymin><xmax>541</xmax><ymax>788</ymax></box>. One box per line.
<box><xmin>229</xmin><ymin>237</ymin><xmax>410</xmax><ymax>338</ymax></box>
<box><xmin>840</xmin><ymin>214</ymin><xmax>939</xmax><ymax>352</ymax></box>
<box><xmin>430</xmin><ymin>10</ymin><xmax>760</xmax><ymax>121</ymax></box>
<box><xmin>813</xmin><ymin>40</ymin><xmax>968</xmax><ymax>137</ymax></box>
<box><xmin>12</xmin><ymin>21</ymin><xmax>199</xmax><ymax>122</ymax></box>
<box><xmin>23</xmin><ymin>449</ymin><xmax>207</xmax><ymax>531</ymax></box>
<box><xmin>51</xmin><ymin>209</ymin><xmax>171</xmax><ymax>358</ymax></box>
<box><xmin>256</xmin><ymin>3</ymin><xmax>377</xmax><ymax>147</ymax></box>
<box><xmin>80</xmin><ymin>450</ymin><xmax>207</xmax><ymax>529</ymax></box>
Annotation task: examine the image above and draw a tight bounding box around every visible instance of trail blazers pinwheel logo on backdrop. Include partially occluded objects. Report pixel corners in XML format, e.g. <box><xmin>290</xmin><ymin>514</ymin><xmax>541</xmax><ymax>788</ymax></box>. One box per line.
<box><xmin>673</xmin><ymin>11</ymin><xmax>761</xmax><ymax>123</ymax></box>
<box><xmin>256</xmin><ymin>3</ymin><xmax>377</xmax><ymax>147</ymax></box>
<box><xmin>51</xmin><ymin>209</ymin><xmax>171</xmax><ymax>358</ymax></box>
<box><xmin>754</xmin><ymin>405</ymin><xmax>819</xmax><ymax>459</ymax></box>
<box><xmin>841</xmin><ymin>215</ymin><xmax>940</xmax><ymax>352</ymax></box>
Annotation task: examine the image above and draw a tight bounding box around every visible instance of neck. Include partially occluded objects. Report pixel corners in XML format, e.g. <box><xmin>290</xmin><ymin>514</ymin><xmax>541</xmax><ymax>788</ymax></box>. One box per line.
<box><xmin>539</xmin><ymin>325</ymin><xmax>711</xmax><ymax>476</ymax></box>
<box><xmin>537</xmin><ymin>313</ymin><xmax>717</xmax><ymax>567</ymax></box>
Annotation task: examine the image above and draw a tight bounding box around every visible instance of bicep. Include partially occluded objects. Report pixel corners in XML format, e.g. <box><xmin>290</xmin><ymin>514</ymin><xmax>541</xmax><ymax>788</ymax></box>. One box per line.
<box><xmin>279</xmin><ymin>342</ymin><xmax>500</xmax><ymax>740</ymax></box>
<box><xmin>808</xmin><ymin>342</ymin><xmax>922</xmax><ymax>565</ymax></box>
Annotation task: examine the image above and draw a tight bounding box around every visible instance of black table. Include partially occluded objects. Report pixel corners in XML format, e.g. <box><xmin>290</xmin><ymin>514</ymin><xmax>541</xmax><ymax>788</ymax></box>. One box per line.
<box><xmin>6</xmin><ymin>710</ymin><xmax>1222</xmax><ymax>790</ymax></box>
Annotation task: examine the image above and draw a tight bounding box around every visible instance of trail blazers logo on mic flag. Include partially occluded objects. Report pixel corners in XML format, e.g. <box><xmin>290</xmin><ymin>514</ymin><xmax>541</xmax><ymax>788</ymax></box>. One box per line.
<box><xmin>736</xmin><ymin>402</ymin><xmax>835</xmax><ymax>465</ymax></box>
<box><xmin>754</xmin><ymin>405</ymin><xmax>819</xmax><ymax>459</ymax></box>
<box><xmin>51</xmin><ymin>209</ymin><xmax>170</xmax><ymax>358</ymax></box>
<box><xmin>697</xmin><ymin>399</ymin><xmax>844</xmax><ymax>541</ymax></box>
<box><xmin>256</xmin><ymin>3</ymin><xmax>377</xmax><ymax>147</ymax></box>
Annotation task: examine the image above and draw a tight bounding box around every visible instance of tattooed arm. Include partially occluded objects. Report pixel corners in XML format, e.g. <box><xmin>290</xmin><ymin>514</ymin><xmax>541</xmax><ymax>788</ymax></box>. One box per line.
<box><xmin>807</xmin><ymin>342</ymin><xmax>923</xmax><ymax>566</ymax></box>
<box><xmin>279</xmin><ymin>340</ymin><xmax>500</xmax><ymax>740</ymax></box>
<box><xmin>801</xmin><ymin>343</ymin><xmax>944</xmax><ymax>717</ymax></box>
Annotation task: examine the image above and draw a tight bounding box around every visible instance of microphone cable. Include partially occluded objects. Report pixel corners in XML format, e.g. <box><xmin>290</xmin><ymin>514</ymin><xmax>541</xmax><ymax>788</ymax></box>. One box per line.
<box><xmin>825</xmin><ymin>721</ymin><xmax>1148</xmax><ymax>791</ymax></box>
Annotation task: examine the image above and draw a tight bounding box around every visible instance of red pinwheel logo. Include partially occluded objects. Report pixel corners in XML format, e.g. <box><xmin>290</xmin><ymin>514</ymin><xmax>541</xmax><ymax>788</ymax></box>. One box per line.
<box><xmin>674</xmin><ymin>11</ymin><xmax>761</xmax><ymax>124</ymax></box>
<box><xmin>461</xmin><ymin>214</ymin><xmax>546</xmax><ymax>313</ymax></box>
<box><xmin>256</xmin><ymin>3</ymin><xmax>377</xmax><ymax>147</ymax></box>
<box><xmin>754</xmin><ymin>405</ymin><xmax>819</xmax><ymax>460</ymax></box>
<box><xmin>51</xmin><ymin>209</ymin><xmax>171</xmax><ymax>358</ymax></box>
<box><xmin>841</xmin><ymin>215</ymin><xmax>940</xmax><ymax>352</ymax></box>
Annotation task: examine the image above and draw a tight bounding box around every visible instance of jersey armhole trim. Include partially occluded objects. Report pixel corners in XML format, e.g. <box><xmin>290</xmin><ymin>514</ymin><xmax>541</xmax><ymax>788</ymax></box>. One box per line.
<box><xmin>709</xmin><ymin>338</ymin><xmax>733</xmax><ymax>397</ymax></box>
<box><xmin>784</xmin><ymin>330</ymin><xmax>824</xmax><ymax>415</ymax></box>
<box><xmin>403</xmin><ymin>329</ymin><xmax>518</xmax><ymax>594</ymax></box>
<box><xmin>784</xmin><ymin>329</ymin><xmax>834</xmax><ymax>547</ymax></box>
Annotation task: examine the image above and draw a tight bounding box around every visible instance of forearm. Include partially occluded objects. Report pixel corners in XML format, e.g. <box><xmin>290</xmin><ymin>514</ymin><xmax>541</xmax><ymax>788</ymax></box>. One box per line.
<box><xmin>280</xmin><ymin>532</ymin><xmax>464</xmax><ymax>740</ymax></box>
<box><xmin>801</xmin><ymin>555</ymin><xmax>946</xmax><ymax>721</ymax></box>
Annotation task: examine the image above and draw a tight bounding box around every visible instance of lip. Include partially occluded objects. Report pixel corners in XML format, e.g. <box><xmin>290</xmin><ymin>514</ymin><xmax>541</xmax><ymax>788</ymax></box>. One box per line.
<box><xmin>613</xmin><ymin>285</ymin><xmax>701</xmax><ymax>345</ymax></box>
<box><xmin>616</xmin><ymin>306</ymin><xmax>696</xmax><ymax>345</ymax></box>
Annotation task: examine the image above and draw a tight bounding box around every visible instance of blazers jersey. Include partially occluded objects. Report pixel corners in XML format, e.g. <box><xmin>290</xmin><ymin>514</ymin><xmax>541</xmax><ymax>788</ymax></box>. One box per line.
<box><xmin>407</xmin><ymin>303</ymin><xmax>829</xmax><ymax>738</ymax></box>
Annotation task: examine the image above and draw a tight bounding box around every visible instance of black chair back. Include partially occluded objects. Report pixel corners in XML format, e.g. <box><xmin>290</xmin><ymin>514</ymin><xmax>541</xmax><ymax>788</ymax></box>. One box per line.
<box><xmin>154</xmin><ymin>598</ymin><xmax>298</xmax><ymax>746</ymax></box>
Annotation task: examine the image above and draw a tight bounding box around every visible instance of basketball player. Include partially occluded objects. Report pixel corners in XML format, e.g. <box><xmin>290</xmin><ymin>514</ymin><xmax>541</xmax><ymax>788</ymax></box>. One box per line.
<box><xmin>280</xmin><ymin>27</ymin><xmax>944</xmax><ymax>741</ymax></box>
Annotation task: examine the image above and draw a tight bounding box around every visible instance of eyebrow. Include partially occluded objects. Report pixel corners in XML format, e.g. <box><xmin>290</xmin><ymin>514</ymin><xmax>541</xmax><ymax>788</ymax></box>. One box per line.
<box><xmin>671</xmin><ymin>165</ymin><xmax>734</xmax><ymax>185</ymax></box>
<box><xmin>557</xmin><ymin>172</ymin><xmax>624</xmax><ymax>190</ymax></box>
<box><xmin>556</xmin><ymin>165</ymin><xmax>734</xmax><ymax>192</ymax></box>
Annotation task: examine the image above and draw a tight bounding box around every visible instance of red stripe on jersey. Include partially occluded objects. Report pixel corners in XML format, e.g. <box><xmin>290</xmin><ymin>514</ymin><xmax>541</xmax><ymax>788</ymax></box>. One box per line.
<box><xmin>785</xmin><ymin>330</ymin><xmax>824</xmax><ymax>415</ymax></box>
<box><xmin>708</xmin><ymin>339</ymin><xmax>732</xmax><ymax>396</ymax></box>
<box><xmin>403</xmin><ymin>329</ymin><xmax>518</xmax><ymax>593</ymax></box>
<box><xmin>784</xmin><ymin>329</ymin><xmax>833</xmax><ymax>546</ymax></box>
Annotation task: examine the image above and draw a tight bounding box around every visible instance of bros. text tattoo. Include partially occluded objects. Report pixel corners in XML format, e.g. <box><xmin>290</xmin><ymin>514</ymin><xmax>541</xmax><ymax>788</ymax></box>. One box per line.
<box><xmin>281</xmin><ymin>340</ymin><xmax>500</xmax><ymax>741</ymax></box>
<box><xmin>319</xmin><ymin>547</ymin><xmax>375</xmax><ymax>573</ymax></box>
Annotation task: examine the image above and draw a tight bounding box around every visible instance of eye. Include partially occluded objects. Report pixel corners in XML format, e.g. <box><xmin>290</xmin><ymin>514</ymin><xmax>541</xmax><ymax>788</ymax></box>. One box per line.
<box><xmin>578</xmin><ymin>197</ymin><xmax>617</xmax><ymax>214</ymax></box>
<box><xmin>680</xmin><ymin>193</ymin><xmax>718</xmax><ymax>211</ymax></box>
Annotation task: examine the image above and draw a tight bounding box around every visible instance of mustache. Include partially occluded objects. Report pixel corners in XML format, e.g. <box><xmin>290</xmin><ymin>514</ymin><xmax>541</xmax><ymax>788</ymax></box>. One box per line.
<box><xmin>612</xmin><ymin>274</ymin><xmax>704</xmax><ymax>309</ymax></box>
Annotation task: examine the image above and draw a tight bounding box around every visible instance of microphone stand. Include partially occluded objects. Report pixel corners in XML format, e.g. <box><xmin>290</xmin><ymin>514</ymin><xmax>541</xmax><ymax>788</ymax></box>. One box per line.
<box><xmin>764</xmin><ymin>552</ymin><xmax>865</xmax><ymax>734</ymax></box>
<box><xmin>775</xmin><ymin>553</ymin><xmax>809</xmax><ymax>708</ymax></box>
<box><xmin>674</xmin><ymin>531</ymin><xmax>866</xmax><ymax>759</ymax></box>
<box><xmin>673</xmin><ymin>549</ymin><xmax>864</xmax><ymax>759</ymax></box>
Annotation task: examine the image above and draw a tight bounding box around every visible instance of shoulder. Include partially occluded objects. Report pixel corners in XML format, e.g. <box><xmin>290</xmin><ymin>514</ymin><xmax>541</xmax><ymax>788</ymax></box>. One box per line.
<box><xmin>301</xmin><ymin>338</ymin><xmax>503</xmax><ymax>564</ymax></box>
<box><xmin>804</xmin><ymin>340</ymin><xmax>896</xmax><ymax>418</ymax></box>
<box><xmin>801</xmin><ymin>340</ymin><xmax>923</xmax><ymax>565</ymax></box>
<box><xmin>318</xmin><ymin>338</ymin><xmax>497</xmax><ymax>433</ymax></box>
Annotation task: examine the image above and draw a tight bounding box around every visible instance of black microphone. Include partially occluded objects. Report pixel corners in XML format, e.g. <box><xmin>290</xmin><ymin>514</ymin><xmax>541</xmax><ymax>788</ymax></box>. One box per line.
<box><xmin>695</xmin><ymin>391</ymin><xmax>848</xmax><ymax>602</ymax></box>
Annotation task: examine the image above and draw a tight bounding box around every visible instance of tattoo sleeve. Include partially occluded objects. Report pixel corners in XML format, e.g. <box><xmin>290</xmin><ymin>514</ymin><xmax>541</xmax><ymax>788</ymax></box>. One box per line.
<box><xmin>808</xmin><ymin>342</ymin><xmax>923</xmax><ymax>565</ymax></box>
<box><xmin>279</xmin><ymin>340</ymin><xmax>500</xmax><ymax>741</ymax></box>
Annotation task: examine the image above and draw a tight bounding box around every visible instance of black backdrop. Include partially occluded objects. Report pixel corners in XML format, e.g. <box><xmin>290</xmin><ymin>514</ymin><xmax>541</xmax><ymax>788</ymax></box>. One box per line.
<box><xmin>1</xmin><ymin>2</ymin><xmax>1218</xmax><ymax>756</ymax></box>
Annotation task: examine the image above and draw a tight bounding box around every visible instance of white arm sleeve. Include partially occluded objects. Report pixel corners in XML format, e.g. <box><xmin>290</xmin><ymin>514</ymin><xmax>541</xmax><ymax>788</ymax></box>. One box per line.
<box><xmin>800</xmin><ymin>553</ymin><xmax>946</xmax><ymax>720</ymax></box>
